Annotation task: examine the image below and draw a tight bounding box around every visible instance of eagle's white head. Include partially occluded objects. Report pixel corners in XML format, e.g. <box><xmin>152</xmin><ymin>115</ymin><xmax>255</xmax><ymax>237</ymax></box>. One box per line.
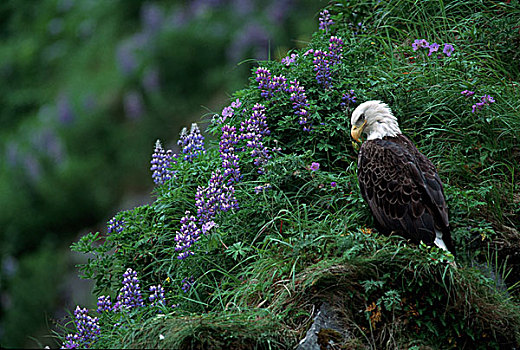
<box><xmin>350</xmin><ymin>100</ymin><xmax>402</xmax><ymax>142</ymax></box>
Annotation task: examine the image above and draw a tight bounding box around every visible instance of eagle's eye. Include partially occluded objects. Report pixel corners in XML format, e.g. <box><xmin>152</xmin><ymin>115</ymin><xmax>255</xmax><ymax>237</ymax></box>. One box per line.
<box><xmin>358</xmin><ymin>113</ymin><xmax>365</xmax><ymax>124</ymax></box>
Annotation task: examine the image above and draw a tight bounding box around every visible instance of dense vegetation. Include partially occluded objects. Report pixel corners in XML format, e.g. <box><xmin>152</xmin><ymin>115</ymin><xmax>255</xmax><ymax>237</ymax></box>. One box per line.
<box><xmin>57</xmin><ymin>0</ymin><xmax>519</xmax><ymax>348</ymax></box>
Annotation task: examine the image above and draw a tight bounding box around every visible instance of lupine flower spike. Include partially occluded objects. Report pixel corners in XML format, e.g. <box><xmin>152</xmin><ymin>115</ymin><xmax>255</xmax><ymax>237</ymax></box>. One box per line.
<box><xmin>150</xmin><ymin>140</ymin><xmax>176</xmax><ymax>185</ymax></box>
<box><xmin>178</xmin><ymin>123</ymin><xmax>205</xmax><ymax>163</ymax></box>
<box><xmin>319</xmin><ymin>10</ymin><xmax>334</xmax><ymax>33</ymax></box>
<box><xmin>61</xmin><ymin>306</ymin><xmax>100</xmax><ymax>349</ymax></box>
<box><xmin>113</xmin><ymin>268</ymin><xmax>144</xmax><ymax>310</ymax></box>
<box><xmin>149</xmin><ymin>285</ymin><xmax>165</xmax><ymax>307</ymax></box>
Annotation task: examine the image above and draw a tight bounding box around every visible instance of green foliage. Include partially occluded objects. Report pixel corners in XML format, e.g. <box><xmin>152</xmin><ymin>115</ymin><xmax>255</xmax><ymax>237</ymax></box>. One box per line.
<box><xmin>55</xmin><ymin>0</ymin><xmax>520</xmax><ymax>348</ymax></box>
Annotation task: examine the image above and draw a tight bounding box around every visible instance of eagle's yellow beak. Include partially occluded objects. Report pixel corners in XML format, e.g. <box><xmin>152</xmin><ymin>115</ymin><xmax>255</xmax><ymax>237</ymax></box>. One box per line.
<box><xmin>351</xmin><ymin>120</ymin><xmax>367</xmax><ymax>143</ymax></box>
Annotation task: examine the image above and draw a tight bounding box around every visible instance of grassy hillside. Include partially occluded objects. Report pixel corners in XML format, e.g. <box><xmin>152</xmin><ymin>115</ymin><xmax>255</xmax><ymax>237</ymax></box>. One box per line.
<box><xmin>56</xmin><ymin>0</ymin><xmax>520</xmax><ymax>348</ymax></box>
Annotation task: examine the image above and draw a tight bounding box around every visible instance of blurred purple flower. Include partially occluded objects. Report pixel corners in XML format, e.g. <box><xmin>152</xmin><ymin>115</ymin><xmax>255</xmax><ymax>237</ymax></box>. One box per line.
<box><xmin>231</xmin><ymin>98</ymin><xmax>242</xmax><ymax>109</ymax></box>
<box><xmin>427</xmin><ymin>42</ymin><xmax>439</xmax><ymax>56</ymax></box>
<box><xmin>141</xmin><ymin>3</ymin><xmax>164</xmax><ymax>33</ymax></box>
<box><xmin>472</xmin><ymin>94</ymin><xmax>495</xmax><ymax>113</ymax></box>
<box><xmin>116</xmin><ymin>40</ymin><xmax>139</xmax><ymax>76</ymax></box>
<box><xmin>282</xmin><ymin>53</ymin><xmax>298</xmax><ymax>66</ymax></box>
<box><xmin>310</xmin><ymin>162</ymin><xmax>320</xmax><ymax>171</ymax></box>
<box><xmin>443</xmin><ymin>44</ymin><xmax>454</xmax><ymax>57</ymax></box>
<box><xmin>228</xmin><ymin>22</ymin><xmax>269</xmax><ymax>62</ymax></box>
<box><xmin>331</xmin><ymin>181</ymin><xmax>337</xmax><ymax>187</ymax></box>
<box><xmin>461</xmin><ymin>90</ymin><xmax>475</xmax><ymax>97</ymax></box>
<box><xmin>412</xmin><ymin>39</ymin><xmax>429</xmax><ymax>51</ymax></box>
<box><xmin>266</xmin><ymin>0</ymin><xmax>292</xmax><ymax>25</ymax></box>
<box><xmin>232</xmin><ymin>0</ymin><xmax>254</xmax><ymax>15</ymax></box>
<box><xmin>124</xmin><ymin>91</ymin><xmax>144</xmax><ymax>120</ymax></box>
<box><xmin>57</xmin><ymin>93</ymin><xmax>75</xmax><ymax>125</ymax></box>
<box><xmin>142</xmin><ymin>68</ymin><xmax>160</xmax><ymax>93</ymax></box>
<box><xmin>181</xmin><ymin>277</ymin><xmax>195</xmax><ymax>293</ymax></box>
<box><xmin>24</xmin><ymin>154</ymin><xmax>41</xmax><ymax>183</ymax></box>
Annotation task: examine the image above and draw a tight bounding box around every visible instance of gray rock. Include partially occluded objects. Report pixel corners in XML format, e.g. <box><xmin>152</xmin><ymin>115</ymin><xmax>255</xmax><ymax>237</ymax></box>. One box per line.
<box><xmin>296</xmin><ymin>302</ymin><xmax>350</xmax><ymax>350</ymax></box>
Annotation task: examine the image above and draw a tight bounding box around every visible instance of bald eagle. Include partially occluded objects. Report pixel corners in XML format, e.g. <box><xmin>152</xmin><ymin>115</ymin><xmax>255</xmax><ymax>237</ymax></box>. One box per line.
<box><xmin>350</xmin><ymin>100</ymin><xmax>455</xmax><ymax>254</ymax></box>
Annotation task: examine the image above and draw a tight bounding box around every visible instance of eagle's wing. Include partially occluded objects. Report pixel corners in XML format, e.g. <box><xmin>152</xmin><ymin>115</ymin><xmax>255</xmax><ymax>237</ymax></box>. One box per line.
<box><xmin>357</xmin><ymin>136</ymin><xmax>453</xmax><ymax>251</ymax></box>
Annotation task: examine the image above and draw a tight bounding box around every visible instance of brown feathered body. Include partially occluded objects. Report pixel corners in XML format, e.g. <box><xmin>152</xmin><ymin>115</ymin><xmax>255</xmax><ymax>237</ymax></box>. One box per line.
<box><xmin>357</xmin><ymin>134</ymin><xmax>455</xmax><ymax>253</ymax></box>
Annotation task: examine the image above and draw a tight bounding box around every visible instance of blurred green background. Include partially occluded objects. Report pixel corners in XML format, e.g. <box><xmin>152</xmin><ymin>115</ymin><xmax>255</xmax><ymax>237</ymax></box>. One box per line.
<box><xmin>0</xmin><ymin>0</ymin><xmax>323</xmax><ymax>347</ymax></box>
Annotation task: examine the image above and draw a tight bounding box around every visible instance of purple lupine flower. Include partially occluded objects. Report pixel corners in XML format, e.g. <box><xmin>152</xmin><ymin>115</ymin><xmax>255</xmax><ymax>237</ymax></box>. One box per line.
<box><xmin>319</xmin><ymin>9</ymin><xmax>334</xmax><ymax>33</ymax></box>
<box><xmin>107</xmin><ymin>217</ymin><xmax>125</xmax><ymax>234</ymax></box>
<box><xmin>471</xmin><ymin>94</ymin><xmax>495</xmax><ymax>113</ymax></box>
<box><xmin>412</xmin><ymin>39</ymin><xmax>429</xmax><ymax>51</ymax></box>
<box><xmin>328</xmin><ymin>36</ymin><xmax>343</xmax><ymax>65</ymax></box>
<box><xmin>254</xmin><ymin>67</ymin><xmax>287</xmax><ymax>99</ymax></box>
<box><xmin>231</xmin><ymin>98</ymin><xmax>242</xmax><ymax>109</ymax></box>
<box><xmin>181</xmin><ymin>277</ymin><xmax>195</xmax><ymax>293</ymax></box>
<box><xmin>288</xmin><ymin>80</ymin><xmax>312</xmax><ymax>131</ymax></box>
<box><xmin>149</xmin><ymin>284</ymin><xmax>165</xmax><ymax>307</ymax></box>
<box><xmin>282</xmin><ymin>53</ymin><xmax>298</xmax><ymax>66</ymax></box>
<box><xmin>222</xmin><ymin>106</ymin><xmax>233</xmax><ymax>119</ymax></box>
<box><xmin>177</xmin><ymin>123</ymin><xmax>206</xmax><ymax>163</ymax></box>
<box><xmin>331</xmin><ymin>181</ymin><xmax>337</xmax><ymax>187</ymax></box>
<box><xmin>340</xmin><ymin>90</ymin><xmax>356</xmax><ymax>108</ymax></box>
<box><xmin>461</xmin><ymin>90</ymin><xmax>475</xmax><ymax>97</ymax></box>
<box><xmin>219</xmin><ymin>98</ymin><xmax>242</xmax><ymax>124</ymax></box>
<box><xmin>351</xmin><ymin>22</ymin><xmax>365</xmax><ymax>35</ymax></box>
<box><xmin>427</xmin><ymin>42</ymin><xmax>440</xmax><ymax>56</ymax></box>
<box><xmin>195</xmin><ymin>169</ymin><xmax>238</xmax><ymax>225</ymax></box>
<box><xmin>310</xmin><ymin>162</ymin><xmax>320</xmax><ymax>171</ymax></box>
<box><xmin>481</xmin><ymin>94</ymin><xmax>495</xmax><ymax>104</ymax></box>
<box><xmin>270</xmin><ymin>75</ymin><xmax>288</xmax><ymax>95</ymax></box>
<box><xmin>150</xmin><ymin>140</ymin><xmax>177</xmax><ymax>185</ymax></box>
<box><xmin>174</xmin><ymin>211</ymin><xmax>201</xmax><ymax>259</ymax></box>
<box><xmin>220</xmin><ymin>125</ymin><xmax>242</xmax><ymax>184</ymax></box>
<box><xmin>114</xmin><ymin>268</ymin><xmax>144</xmax><ymax>311</ymax></box>
<box><xmin>443</xmin><ymin>44</ymin><xmax>454</xmax><ymax>57</ymax></box>
<box><xmin>96</xmin><ymin>295</ymin><xmax>112</xmax><ymax>313</ymax></box>
<box><xmin>62</xmin><ymin>306</ymin><xmax>100</xmax><ymax>349</ymax></box>
<box><xmin>254</xmin><ymin>183</ymin><xmax>272</xmax><ymax>194</ymax></box>
<box><xmin>255</xmin><ymin>67</ymin><xmax>272</xmax><ymax>98</ymax></box>
<box><xmin>201</xmin><ymin>220</ymin><xmax>217</xmax><ymax>234</ymax></box>
<box><xmin>239</xmin><ymin>104</ymin><xmax>272</xmax><ymax>174</ymax></box>
<box><xmin>313</xmin><ymin>50</ymin><xmax>332</xmax><ymax>88</ymax></box>
<box><xmin>312</xmin><ymin>37</ymin><xmax>343</xmax><ymax>89</ymax></box>
<box><xmin>303</xmin><ymin>49</ymin><xmax>314</xmax><ymax>57</ymax></box>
